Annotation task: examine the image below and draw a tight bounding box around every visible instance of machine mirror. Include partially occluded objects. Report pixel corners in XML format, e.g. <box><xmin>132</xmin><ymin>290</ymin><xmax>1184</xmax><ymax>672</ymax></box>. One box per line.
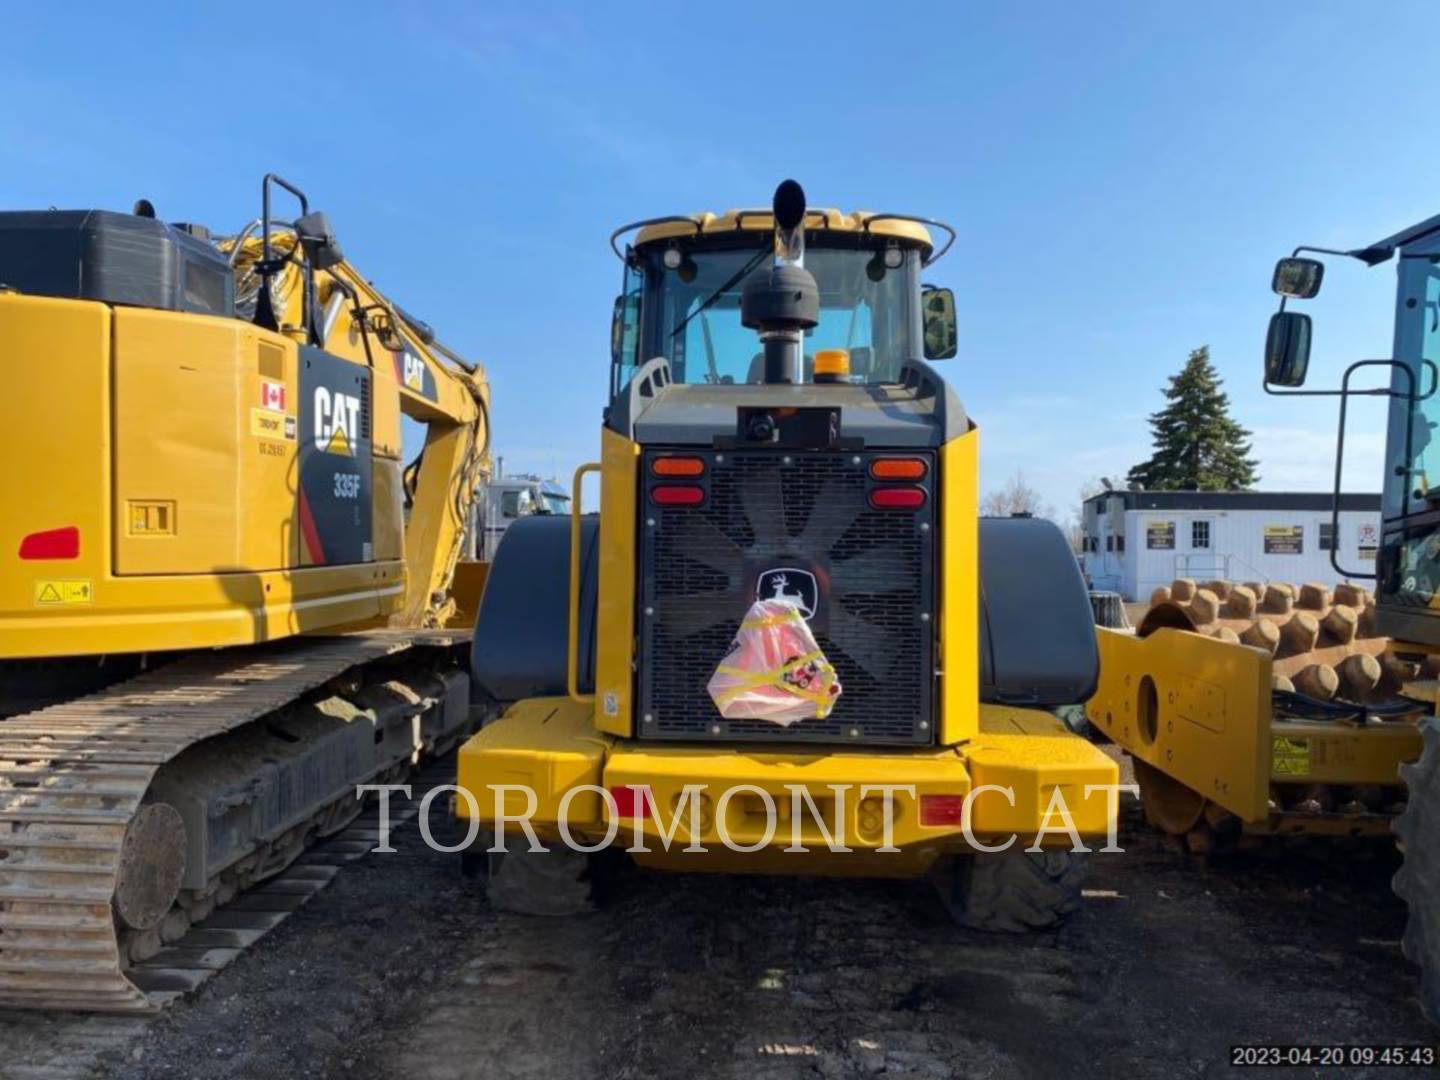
<box><xmin>922</xmin><ymin>287</ymin><xmax>958</xmax><ymax>360</ymax></box>
<box><xmin>295</xmin><ymin>211</ymin><xmax>345</xmax><ymax>271</ymax></box>
<box><xmin>1265</xmin><ymin>311</ymin><xmax>1312</xmax><ymax>387</ymax></box>
<box><xmin>1271</xmin><ymin>257</ymin><xmax>1324</xmax><ymax>299</ymax></box>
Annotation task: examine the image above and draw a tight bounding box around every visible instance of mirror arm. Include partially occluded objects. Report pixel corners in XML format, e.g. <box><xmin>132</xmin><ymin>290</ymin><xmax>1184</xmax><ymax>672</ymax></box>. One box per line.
<box><xmin>1291</xmin><ymin>244</ymin><xmax>1354</xmax><ymax>259</ymax></box>
<box><xmin>1263</xmin><ymin>358</ymin><xmax>1439</xmax><ymax>400</ymax></box>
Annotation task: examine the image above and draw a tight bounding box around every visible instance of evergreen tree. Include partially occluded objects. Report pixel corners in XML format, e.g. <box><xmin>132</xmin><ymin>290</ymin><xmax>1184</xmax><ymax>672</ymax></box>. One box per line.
<box><xmin>1126</xmin><ymin>346</ymin><xmax>1259</xmax><ymax>491</ymax></box>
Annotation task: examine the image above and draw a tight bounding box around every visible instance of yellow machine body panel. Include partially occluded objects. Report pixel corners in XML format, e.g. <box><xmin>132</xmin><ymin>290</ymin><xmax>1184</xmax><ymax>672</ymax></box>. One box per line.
<box><xmin>1088</xmin><ymin>626</ymin><xmax>1272</xmax><ymax>822</ymax></box>
<box><xmin>113</xmin><ymin>306</ymin><xmax>298</xmax><ymax>575</ymax></box>
<box><xmin>938</xmin><ymin>426</ymin><xmax>980</xmax><ymax>744</ymax></box>
<box><xmin>456</xmin><ymin>696</ymin><xmax>612</xmax><ymax>827</ymax></box>
<box><xmin>456</xmin><ymin>698</ymin><xmax>1117</xmax><ymax>875</ymax></box>
<box><xmin>594</xmin><ymin>426</ymin><xmax>639</xmax><ymax>737</ymax></box>
<box><xmin>964</xmin><ymin>705</ymin><xmax>1120</xmax><ymax>842</ymax></box>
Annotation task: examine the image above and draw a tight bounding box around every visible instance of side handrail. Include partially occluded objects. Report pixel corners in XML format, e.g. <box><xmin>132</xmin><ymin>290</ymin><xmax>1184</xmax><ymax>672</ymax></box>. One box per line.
<box><xmin>568</xmin><ymin>463</ymin><xmax>602</xmax><ymax>705</ymax></box>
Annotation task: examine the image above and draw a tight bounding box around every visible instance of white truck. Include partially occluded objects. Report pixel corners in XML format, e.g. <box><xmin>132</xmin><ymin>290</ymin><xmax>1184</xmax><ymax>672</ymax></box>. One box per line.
<box><xmin>474</xmin><ymin>470</ymin><xmax>570</xmax><ymax>560</ymax></box>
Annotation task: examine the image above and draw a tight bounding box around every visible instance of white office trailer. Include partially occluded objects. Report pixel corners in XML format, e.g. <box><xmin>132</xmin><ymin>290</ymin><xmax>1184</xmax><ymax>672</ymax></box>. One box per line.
<box><xmin>1080</xmin><ymin>491</ymin><xmax>1381</xmax><ymax>602</ymax></box>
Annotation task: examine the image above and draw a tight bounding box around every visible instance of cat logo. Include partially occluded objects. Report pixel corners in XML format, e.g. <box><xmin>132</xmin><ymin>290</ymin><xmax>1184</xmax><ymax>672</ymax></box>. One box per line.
<box><xmin>402</xmin><ymin>350</ymin><xmax>426</xmax><ymax>392</ymax></box>
<box><xmin>314</xmin><ymin>387</ymin><xmax>361</xmax><ymax>457</ymax></box>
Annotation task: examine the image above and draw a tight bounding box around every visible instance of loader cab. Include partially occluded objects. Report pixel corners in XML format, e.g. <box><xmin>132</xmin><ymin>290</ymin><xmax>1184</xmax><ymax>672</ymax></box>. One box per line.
<box><xmin>610</xmin><ymin>212</ymin><xmax>958</xmax><ymax>395</ymax></box>
<box><xmin>1265</xmin><ymin>218</ymin><xmax>1440</xmax><ymax>645</ymax></box>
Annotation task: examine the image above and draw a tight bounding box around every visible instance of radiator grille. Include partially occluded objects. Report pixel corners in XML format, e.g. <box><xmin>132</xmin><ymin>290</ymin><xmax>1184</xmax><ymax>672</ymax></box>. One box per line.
<box><xmin>638</xmin><ymin>449</ymin><xmax>935</xmax><ymax>745</ymax></box>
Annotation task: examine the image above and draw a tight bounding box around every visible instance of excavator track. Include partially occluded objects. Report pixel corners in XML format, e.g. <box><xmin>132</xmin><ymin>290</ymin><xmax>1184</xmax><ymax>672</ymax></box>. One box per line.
<box><xmin>1395</xmin><ymin>717</ymin><xmax>1440</xmax><ymax>1023</ymax></box>
<box><xmin>0</xmin><ymin>631</ymin><xmax>469</xmax><ymax>1013</ymax></box>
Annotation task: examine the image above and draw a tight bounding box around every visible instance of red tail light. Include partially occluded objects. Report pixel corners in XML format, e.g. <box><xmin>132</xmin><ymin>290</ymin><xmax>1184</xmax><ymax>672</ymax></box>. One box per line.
<box><xmin>651</xmin><ymin>485</ymin><xmax>705</xmax><ymax>507</ymax></box>
<box><xmin>609</xmin><ymin>785</ymin><xmax>652</xmax><ymax>819</ymax></box>
<box><xmin>651</xmin><ymin>456</ymin><xmax>706</xmax><ymax>478</ymax></box>
<box><xmin>868</xmin><ymin>487</ymin><xmax>926</xmax><ymax>510</ymax></box>
<box><xmin>920</xmin><ymin>794</ymin><xmax>966</xmax><ymax>827</ymax></box>
<box><xmin>19</xmin><ymin>526</ymin><xmax>80</xmax><ymax>560</ymax></box>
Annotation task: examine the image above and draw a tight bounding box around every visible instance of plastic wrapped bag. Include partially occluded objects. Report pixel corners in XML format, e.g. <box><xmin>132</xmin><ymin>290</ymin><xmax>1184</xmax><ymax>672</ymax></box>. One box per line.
<box><xmin>707</xmin><ymin>598</ymin><xmax>841</xmax><ymax>726</ymax></box>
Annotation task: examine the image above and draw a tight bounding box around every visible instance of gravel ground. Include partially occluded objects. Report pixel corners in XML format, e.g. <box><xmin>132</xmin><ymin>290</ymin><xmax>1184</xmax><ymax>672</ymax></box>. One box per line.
<box><xmin>0</xmin><ymin>754</ymin><xmax>1433</xmax><ymax>1080</ymax></box>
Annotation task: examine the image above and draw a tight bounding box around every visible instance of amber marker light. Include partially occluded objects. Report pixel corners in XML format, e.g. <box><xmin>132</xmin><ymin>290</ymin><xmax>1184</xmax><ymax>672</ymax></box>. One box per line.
<box><xmin>869</xmin><ymin>458</ymin><xmax>927</xmax><ymax>481</ymax></box>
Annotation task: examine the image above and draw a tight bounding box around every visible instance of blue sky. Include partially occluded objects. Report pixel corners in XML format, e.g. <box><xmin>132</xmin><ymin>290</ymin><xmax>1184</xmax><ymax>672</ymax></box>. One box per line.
<box><xmin>3</xmin><ymin>2</ymin><xmax>1426</xmax><ymax>521</ymax></box>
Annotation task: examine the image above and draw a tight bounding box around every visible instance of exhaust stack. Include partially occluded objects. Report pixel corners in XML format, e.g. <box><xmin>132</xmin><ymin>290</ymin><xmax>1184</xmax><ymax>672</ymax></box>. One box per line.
<box><xmin>741</xmin><ymin>180</ymin><xmax>819</xmax><ymax>384</ymax></box>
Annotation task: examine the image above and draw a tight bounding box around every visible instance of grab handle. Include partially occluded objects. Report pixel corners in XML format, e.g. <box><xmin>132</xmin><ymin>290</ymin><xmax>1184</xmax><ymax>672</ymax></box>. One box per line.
<box><xmin>568</xmin><ymin>463</ymin><xmax>602</xmax><ymax>705</ymax></box>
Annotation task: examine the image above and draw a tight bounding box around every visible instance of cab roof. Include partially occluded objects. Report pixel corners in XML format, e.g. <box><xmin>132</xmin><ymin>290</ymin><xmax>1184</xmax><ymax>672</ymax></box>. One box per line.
<box><xmin>632</xmin><ymin>209</ymin><xmax>935</xmax><ymax>254</ymax></box>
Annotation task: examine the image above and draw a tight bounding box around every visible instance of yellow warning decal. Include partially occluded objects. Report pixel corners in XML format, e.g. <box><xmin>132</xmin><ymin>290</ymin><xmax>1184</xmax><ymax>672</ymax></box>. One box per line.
<box><xmin>250</xmin><ymin>407</ymin><xmax>295</xmax><ymax>442</ymax></box>
<box><xmin>34</xmin><ymin>579</ymin><xmax>94</xmax><ymax>606</ymax></box>
<box><xmin>323</xmin><ymin>426</ymin><xmax>353</xmax><ymax>457</ymax></box>
<box><xmin>1272</xmin><ymin>735</ymin><xmax>1311</xmax><ymax>777</ymax></box>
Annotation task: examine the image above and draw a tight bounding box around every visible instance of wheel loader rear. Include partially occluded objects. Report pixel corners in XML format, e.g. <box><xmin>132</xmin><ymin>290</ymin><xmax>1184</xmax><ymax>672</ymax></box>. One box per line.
<box><xmin>455</xmin><ymin>181</ymin><xmax>1118</xmax><ymax>924</ymax></box>
<box><xmin>1086</xmin><ymin>215</ymin><xmax>1440</xmax><ymax>1021</ymax></box>
<box><xmin>0</xmin><ymin>176</ymin><xmax>490</xmax><ymax>1010</ymax></box>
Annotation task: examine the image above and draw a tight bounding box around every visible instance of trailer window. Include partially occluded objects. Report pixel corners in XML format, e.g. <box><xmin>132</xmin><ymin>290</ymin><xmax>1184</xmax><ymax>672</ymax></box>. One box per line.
<box><xmin>1191</xmin><ymin>520</ymin><xmax>1211</xmax><ymax>549</ymax></box>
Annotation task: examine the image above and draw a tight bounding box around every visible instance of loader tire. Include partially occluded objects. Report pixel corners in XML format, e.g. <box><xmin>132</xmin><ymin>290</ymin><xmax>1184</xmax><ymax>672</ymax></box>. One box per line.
<box><xmin>484</xmin><ymin>837</ymin><xmax>595</xmax><ymax>917</ymax></box>
<box><xmin>1395</xmin><ymin>717</ymin><xmax>1440</xmax><ymax>1024</ymax></box>
<box><xmin>937</xmin><ymin>849</ymin><xmax>1088</xmax><ymax>932</ymax></box>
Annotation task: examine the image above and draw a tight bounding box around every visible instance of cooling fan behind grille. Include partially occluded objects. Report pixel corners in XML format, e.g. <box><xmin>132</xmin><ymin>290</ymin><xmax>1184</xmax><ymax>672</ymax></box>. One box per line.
<box><xmin>653</xmin><ymin>457</ymin><xmax>917</xmax><ymax>681</ymax></box>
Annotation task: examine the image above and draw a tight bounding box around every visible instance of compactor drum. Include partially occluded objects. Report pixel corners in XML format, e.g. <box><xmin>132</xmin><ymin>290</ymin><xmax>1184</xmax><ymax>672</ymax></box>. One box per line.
<box><xmin>1093</xmin><ymin>577</ymin><xmax>1420</xmax><ymax>850</ymax></box>
<box><xmin>456</xmin><ymin>181</ymin><xmax>1120</xmax><ymax>924</ymax></box>
<box><xmin>0</xmin><ymin>176</ymin><xmax>490</xmax><ymax>1010</ymax></box>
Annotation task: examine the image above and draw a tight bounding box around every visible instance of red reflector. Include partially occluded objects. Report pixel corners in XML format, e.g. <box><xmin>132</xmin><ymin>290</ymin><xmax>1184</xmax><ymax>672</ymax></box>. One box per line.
<box><xmin>920</xmin><ymin>794</ymin><xmax>966</xmax><ymax>827</ymax></box>
<box><xmin>651</xmin><ymin>484</ymin><xmax>705</xmax><ymax>506</ymax></box>
<box><xmin>651</xmin><ymin>456</ymin><xmax>705</xmax><ymax>478</ymax></box>
<box><xmin>609</xmin><ymin>785</ymin><xmax>652</xmax><ymax>819</ymax></box>
<box><xmin>19</xmin><ymin>526</ymin><xmax>80</xmax><ymax>560</ymax></box>
<box><xmin>868</xmin><ymin>486</ymin><xmax>926</xmax><ymax>510</ymax></box>
<box><xmin>869</xmin><ymin>458</ymin><xmax>927</xmax><ymax>480</ymax></box>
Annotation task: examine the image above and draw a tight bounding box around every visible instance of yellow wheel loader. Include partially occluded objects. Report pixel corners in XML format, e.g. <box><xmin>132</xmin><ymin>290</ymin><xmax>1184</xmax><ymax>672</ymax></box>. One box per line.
<box><xmin>0</xmin><ymin>175</ymin><xmax>490</xmax><ymax>1010</ymax></box>
<box><xmin>455</xmin><ymin>181</ymin><xmax>1118</xmax><ymax>924</ymax></box>
<box><xmin>1087</xmin><ymin>216</ymin><xmax>1440</xmax><ymax>1021</ymax></box>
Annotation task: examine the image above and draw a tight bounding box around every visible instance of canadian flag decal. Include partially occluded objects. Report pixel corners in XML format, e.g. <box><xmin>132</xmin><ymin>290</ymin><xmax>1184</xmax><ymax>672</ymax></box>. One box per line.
<box><xmin>261</xmin><ymin>380</ymin><xmax>286</xmax><ymax>411</ymax></box>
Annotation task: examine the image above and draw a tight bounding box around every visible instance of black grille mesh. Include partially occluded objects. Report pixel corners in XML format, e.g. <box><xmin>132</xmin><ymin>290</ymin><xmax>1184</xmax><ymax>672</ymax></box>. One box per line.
<box><xmin>638</xmin><ymin>450</ymin><xmax>934</xmax><ymax>745</ymax></box>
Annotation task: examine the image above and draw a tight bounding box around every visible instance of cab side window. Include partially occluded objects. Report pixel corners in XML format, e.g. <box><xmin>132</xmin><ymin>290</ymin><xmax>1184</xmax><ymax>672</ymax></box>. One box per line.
<box><xmin>611</xmin><ymin>255</ymin><xmax>644</xmax><ymax>393</ymax></box>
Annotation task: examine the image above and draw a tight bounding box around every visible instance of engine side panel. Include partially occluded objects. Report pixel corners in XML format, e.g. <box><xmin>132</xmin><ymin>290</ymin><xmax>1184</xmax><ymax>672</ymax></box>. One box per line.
<box><xmin>0</xmin><ymin>293</ymin><xmax>401</xmax><ymax>660</ymax></box>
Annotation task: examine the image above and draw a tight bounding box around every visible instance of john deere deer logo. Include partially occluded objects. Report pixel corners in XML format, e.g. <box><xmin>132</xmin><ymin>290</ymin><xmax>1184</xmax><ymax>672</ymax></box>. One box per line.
<box><xmin>756</xmin><ymin>567</ymin><xmax>818</xmax><ymax>620</ymax></box>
